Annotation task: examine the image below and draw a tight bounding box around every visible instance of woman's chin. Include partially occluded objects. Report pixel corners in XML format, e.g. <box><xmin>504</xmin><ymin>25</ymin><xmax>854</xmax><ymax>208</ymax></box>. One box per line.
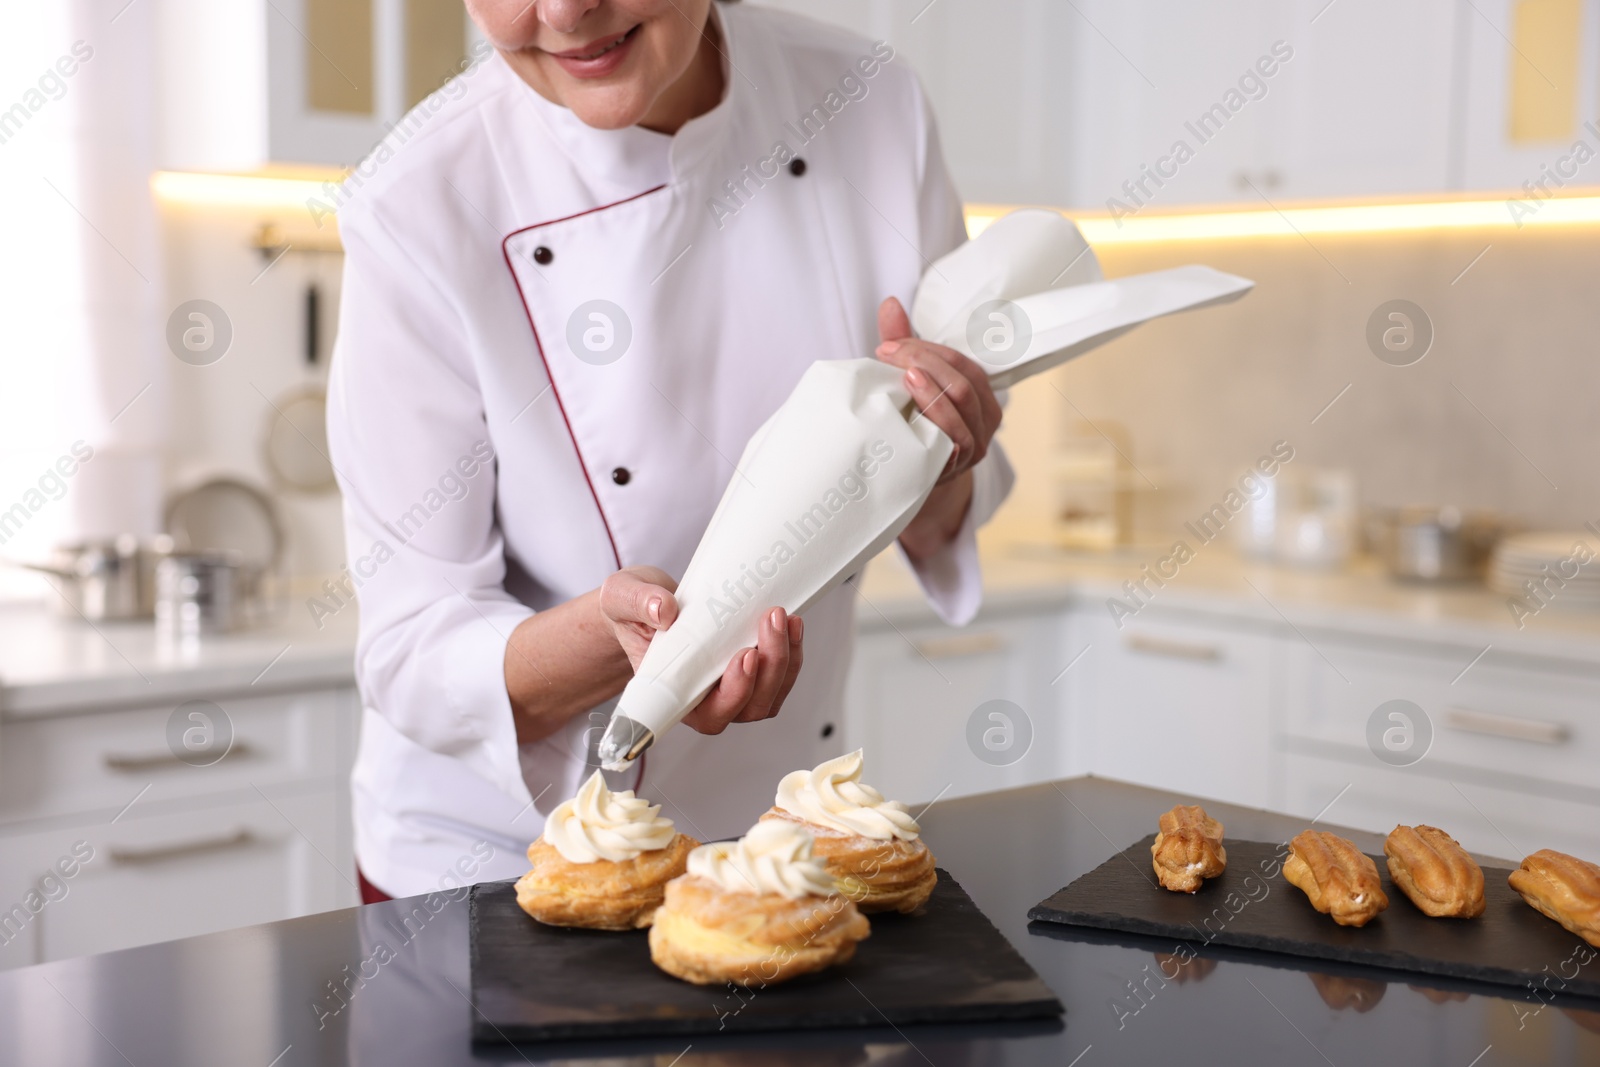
<box><xmin>562</xmin><ymin>87</ymin><xmax>659</xmax><ymax>131</ymax></box>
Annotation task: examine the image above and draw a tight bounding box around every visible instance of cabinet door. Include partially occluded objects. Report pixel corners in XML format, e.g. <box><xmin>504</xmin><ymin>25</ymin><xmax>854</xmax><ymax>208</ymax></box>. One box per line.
<box><xmin>1065</xmin><ymin>0</ymin><xmax>1287</xmax><ymax>210</ymax></box>
<box><xmin>1069</xmin><ymin>607</ymin><xmax>1275</xmax><ymax>808</ymax></box>
<box><xmin>0</xmin><ymin>788</ymin><xmax>352</xmax><ymax>969</ymax></box>
<box><xmin>1270</xmin><ymin>0</ymin><xmax>1461</xmax><ymax>199</ymax></box>
<box><xmin>844</xmin><ymin>610</ymin><xmax>1069</xmax><ymax>806</ymax></box>
<box><xmin>1279</xmin><ymin>634</ymin><xmax>1600</xmax><ymax>797</ymax></box>
<box><xmin>748</xmin><ymin>0</ymin><xmax>1077</xmax><ymax>206</ymax></box>
<box><xmin>160</xmin><ymin>0</ymin><xmax>475</xmax><ymax>169</ymax></box>
<box><xmin>266</xmin><ymin>0</ymin><xmax>391</xmax><ymax>165</ymax></box>
<box><xmin>1460</xmin><ymin>0</ymin><xmax>1600</xmax><ymax>190</ymax></box>
<box><xmin>0</xmin><ymin>686</ymin><xmax>358</xmax><ymax>826</ymax></box>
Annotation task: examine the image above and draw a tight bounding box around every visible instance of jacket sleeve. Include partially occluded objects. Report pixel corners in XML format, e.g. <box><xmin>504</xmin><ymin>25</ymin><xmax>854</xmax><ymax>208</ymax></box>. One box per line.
<box><xmin>326</xmin><ymin>204</ymin><xmax>533</xmax><ymax>804</ymax></box>
<box><xmin>897</xmin><ymin>72</ymin><xmax>1016</xmax><ymax>627</ymax></box>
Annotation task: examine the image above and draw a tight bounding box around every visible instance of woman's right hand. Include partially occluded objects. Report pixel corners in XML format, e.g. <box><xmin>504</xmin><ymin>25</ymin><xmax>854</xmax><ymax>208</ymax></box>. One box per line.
<box><xmin>598</xmin><ymin>566</ymin><xmax>805</xmax><ymax>735</ymax></box>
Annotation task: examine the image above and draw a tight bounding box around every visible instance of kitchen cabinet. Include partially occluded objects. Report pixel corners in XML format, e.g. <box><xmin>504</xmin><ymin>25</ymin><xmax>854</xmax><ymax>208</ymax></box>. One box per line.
<box><xmin>1275</xmin><ymin>628</ymin><xmax>1600</xmax><ymax>859</ymax></box>
<box><xmin>1048</xmin><ymin>0</ymin><xmax>1463</xmax><ymax>207</ymax></box>
<box><xmin>1458</xmin><ymin>0</ymin><xmax>1600</xmax><ymax>191</ymax></box>
<box><xmin>1062</xmin><ymin>0</ymin><xmax>1290</xmax><ymax>210</ymax></box>
<box><xmin>157</xmin><ymin>0</ymin><xmax>477</xmax><ymax>171</ymax></box>
<box><xmin>0</xmin><ymin>788</ymin><xmax>346</xmax><ymax>967</ymax></box>
<box><xmin>0</xmin><ymin>685</ymin><xmax>358</xmax><ymax>971</ymax></box>
<box><xmin>752</xmin><ymin>0</ymin><xmax>1513</xmax><ymax>207</ymax></box>
<box><xmin>1280</xmin><ymin>749</ymin><xmax>1600</xmax><ymax>865</ymax></box>
<box><xmin>846</xmin><ymin>563</ymin><xmax>1600</xmax><ymax>863</ymax></box>
<box><xmin>0</xmin><ymin>687</ymin><xmax>353</xmax><ymax>824</ymax></box>
<box><xmin>1269</xmin><ymin>0</ymin><xmax>1463</xmax><ymax>199</ymax></box>
<box><xmin>1064</xmin><ymin>604</ymin><xmax>1278</xmax><ymax>809</ymax></box>
<box><xmin>747</xmin><ymin>0</ymin><xmax>1077</xmax><ymax>206</ymax></box>
<box><xmin>1280</xmin><ymin>629</ymin><xmax>1600</xmax><ymax>797</ymax></box>
<box><xmin>842</xmin><ymin>604</ymin><xmax>1073</xmax><ymax>807</ymax></box>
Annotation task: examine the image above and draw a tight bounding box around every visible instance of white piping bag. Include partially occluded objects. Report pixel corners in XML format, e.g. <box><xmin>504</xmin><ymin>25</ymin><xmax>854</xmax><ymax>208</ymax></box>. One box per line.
<box><xmin>598</xmin><ymin>210</ymin><xmax>1254</xmax><ymax>769</ymax></box>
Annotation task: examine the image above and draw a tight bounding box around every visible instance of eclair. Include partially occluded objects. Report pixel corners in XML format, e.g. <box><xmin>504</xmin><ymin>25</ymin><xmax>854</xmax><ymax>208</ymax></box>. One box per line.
<box><xmin>1151</xmin><ymin>804</ymin><xmax>1227</xmax><ymax>893</ymax></box>
<box><xmin>1283</xmin><ymin>830</ymin><xmax>1389</xmax><ymax>928</ymax></box>
<box><xmin>515</xmin><ymin>771</ymin><xmax>696</xmax><ymax>930</ymax></box>
<box><xmin>760</xmin><ymin>750</ymin><xmax>937</xmax><ymax>914</ymax></box>
<box><xmin>1508</xmin><ymin>849</ymin><xmax>1600</xmax><ymax>948</ymax></box>
<box><xmin>1383</xmin><ymin>825</ymin><xmax>1485</xmax><ymax>918</ymax></box>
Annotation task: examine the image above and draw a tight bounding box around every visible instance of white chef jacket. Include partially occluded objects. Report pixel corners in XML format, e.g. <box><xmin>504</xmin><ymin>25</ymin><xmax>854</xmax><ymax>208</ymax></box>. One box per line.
<box><xmin>327</xmin><ymin>2</ymin><xmax>1014</xmax><ymax>898</ymax></box>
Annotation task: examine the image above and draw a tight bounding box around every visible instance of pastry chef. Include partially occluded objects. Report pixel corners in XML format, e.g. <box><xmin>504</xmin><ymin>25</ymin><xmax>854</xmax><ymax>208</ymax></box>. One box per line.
<box><xmin>327</xmin><ymin>0</ymin><xmax>1014</xmax><ymax>901</ymax></box>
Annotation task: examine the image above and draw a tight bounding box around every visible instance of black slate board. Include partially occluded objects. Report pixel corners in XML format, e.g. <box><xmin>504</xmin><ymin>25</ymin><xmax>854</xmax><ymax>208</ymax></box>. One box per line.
<box><xmin>470</xmin><ymin>869</ymin><xmax>1062</xmax><ymax>1044</ymax></box>
<box><xmin>1027</xmin><ymin>917</ymin><xmax>1594</xmax><ymax>1008</ymax></box>
<box><xmin>1029</xmin><ymin>835</ymin><xmax>1600</xmax><ymax>999</ymax></box>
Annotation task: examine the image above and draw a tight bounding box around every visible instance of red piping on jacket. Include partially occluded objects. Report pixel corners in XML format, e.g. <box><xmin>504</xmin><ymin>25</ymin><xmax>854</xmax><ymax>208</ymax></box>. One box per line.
<box><xmin>501</xmin><ymin>184</ymin><xmax>669</xmax><ymax>571</ymax></box>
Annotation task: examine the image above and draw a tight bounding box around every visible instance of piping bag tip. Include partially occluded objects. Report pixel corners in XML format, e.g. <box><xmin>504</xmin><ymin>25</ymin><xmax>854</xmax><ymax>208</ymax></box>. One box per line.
<box><xmin>597</xmin><ymin>713</ymin><xmax>655</xmax><ymax>772</ymax></box>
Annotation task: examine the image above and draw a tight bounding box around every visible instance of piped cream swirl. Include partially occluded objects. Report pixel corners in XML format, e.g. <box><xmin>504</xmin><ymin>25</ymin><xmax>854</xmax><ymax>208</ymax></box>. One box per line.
<box><xmin>687</xmin><ymin>820</ymin><xmax>836</xmax><ymax>899</ymax></box>
<box><xmin>774</xmin><ymin>749</ymin><xmax>920</xmax><ymax>840</ymax></box>
<box><xmin>542</xmin><ymin>771</ymin><xmax>676</xmax><ymax>864</ymax></box>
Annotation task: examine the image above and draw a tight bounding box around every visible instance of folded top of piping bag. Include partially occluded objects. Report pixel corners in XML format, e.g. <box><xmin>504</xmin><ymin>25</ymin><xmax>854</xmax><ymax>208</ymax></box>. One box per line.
<box><xmin>912</xmin><ymin>208</ymin><xmax>1253</xmax><ymax>388</ymax></box>
<box><xmin>595</xmin><ymin>210</ymin><xmax>1254</xmax><ymax>770</ymax></box>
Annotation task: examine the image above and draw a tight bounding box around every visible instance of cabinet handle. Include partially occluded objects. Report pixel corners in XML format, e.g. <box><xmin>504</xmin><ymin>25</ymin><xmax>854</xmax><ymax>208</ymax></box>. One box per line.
<box><xmin>909</xmin><ymin>632</ymin><xmax>1005</xmax><ymax>660</ymax></box>
<box><xmin>108</xmin><ymin>828</ymin><xmax>257</xmax><ymax>866</ymax></box>
<box><xmin>1124</xmin><ymin>634</ymin><xmax>1223</xmax><ymax>662</ymax></box>
<box><xmin>1443</xmin><ymin>707</ymin><xmax>1569</xmax><ymax>746</ymax></box>
<box><xmin>102</xmin><ymin>741</ymin><xmax>252</xmax><ymax>772</ymax></box>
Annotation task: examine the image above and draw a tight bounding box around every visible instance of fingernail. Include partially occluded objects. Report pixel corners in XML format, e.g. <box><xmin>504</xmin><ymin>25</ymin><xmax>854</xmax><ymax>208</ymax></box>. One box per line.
<box><xmin>878</xmin><ymin>341</ymin><xmax>902</xmax><ymax>356</ymax></box>
<box><xmin>769</xmin><ymin>607</ymin><xmax>783</xmax><ymax>630</ymax></box>
<box><xmin>742</xmin><ymin>649</ymin><xmax>758</xmax><ymax>675</ymax></box>
<box><xmin>790</xmin><ymin>616</ymin><xmax>803</xmax><ymax>642</ymax></box>
<box><xmin>907</xmin><ymin>367</ymin><xmax>926</xmax><ymax>388</ymax></box>
<box><xmin>647</xmin><ymin>597</ymin><xmax>661</xmax><ymax>624</ymax></box>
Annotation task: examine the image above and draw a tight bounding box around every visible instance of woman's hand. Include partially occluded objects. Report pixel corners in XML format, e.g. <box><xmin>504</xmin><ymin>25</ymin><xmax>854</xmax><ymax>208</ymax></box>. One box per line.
<box><xmin>876</xmin><ymin>297</ymin><xmax>1004</xmax><ymax>561</ymax></box>
<box><xmin>598</xmin><ymin>566</ymin><xmax>804</xmax><ymax>735</ymax></box>
<box><xmin>874</xmin><ymin>296</ymin><xmax>1003</xmax><ymax>485</ymax></box>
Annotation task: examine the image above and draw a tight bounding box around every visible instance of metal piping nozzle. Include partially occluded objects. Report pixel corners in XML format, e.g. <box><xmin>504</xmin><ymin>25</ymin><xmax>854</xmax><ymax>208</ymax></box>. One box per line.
<box><xmin>597</xmin><ymin>713</ymin><xmax>654</xmax><ymax>771</ymax></box>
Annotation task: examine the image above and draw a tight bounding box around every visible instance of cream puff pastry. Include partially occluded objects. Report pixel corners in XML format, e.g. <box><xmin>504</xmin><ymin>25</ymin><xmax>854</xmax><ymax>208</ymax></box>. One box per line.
<box><xmin>650</xmin><ymin>820</ymin><xmax>870</xmax><ymax>987</ymax></box>
<box><xmin>1383</xmin><ymin>825</ymin><xmax>1485</xmax><ymax>919</ymax></box>
<box><xmin>515</xmin><ymin>771</ymin><xmax>696</xmax><ymax>931</ymax></box>
<box><xmin>1283</xmin><ymin>830</ymin><xmax>1389</xmax><ymax>928</ymax></box>
<box><xmin>759</xmin><ymin>750</ymin><xmax>937</xmax><ymax>914</ymax></box>
<box><xmin>1508</xmin><ymin>849</ymin><xmax>1600</xmax><ymax>948</ymax></box>
<box><xmin>1151</xmin><ymin>804</ymin><xmax>1227</xmax><ymax>893</ymax></box>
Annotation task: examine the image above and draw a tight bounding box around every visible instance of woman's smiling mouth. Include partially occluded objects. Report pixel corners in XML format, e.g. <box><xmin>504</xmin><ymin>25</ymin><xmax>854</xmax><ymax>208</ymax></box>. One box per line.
<box><xmin>548</xmin><ymin>24</ymin><xmax>642</xmax><ymax>79</ymax></box>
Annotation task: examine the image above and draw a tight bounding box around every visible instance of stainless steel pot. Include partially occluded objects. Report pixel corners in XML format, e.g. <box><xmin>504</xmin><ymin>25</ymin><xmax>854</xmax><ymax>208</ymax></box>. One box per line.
<box><xmin>21</xmin><ymin>535</ymin><xmax>173</xmax><ymax>620</ymax></box>
<box><xmin>1369</xmin><ymin>506</ymin><xmax>1509</xmax><ymax>582</ymax></box>
<box><xmin>156</xmin><ymin>552</ymin><xmax>250</xmax><ymax>636</ymax></box>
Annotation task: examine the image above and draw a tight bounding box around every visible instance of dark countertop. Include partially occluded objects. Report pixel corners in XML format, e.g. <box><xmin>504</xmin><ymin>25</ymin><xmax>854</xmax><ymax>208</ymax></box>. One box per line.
<box><xmin>4</xmin><ymin>776</ymin><xmax>1597</xmax><ymax>1065</ymax></box>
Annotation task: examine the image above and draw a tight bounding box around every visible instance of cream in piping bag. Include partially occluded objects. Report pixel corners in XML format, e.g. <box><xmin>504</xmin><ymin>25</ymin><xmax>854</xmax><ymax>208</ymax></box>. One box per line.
<box><xmin>597</xmin><ymin>210</ymin><xmax>1253</xmax><ymax>769</ymax></box>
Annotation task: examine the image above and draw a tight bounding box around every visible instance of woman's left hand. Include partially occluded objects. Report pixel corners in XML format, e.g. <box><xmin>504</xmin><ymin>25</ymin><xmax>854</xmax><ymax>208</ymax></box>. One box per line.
<box><xmin>874</xmin><ymin>296</ymin><xmax>1003</xmax><ymax>485</ymax></box>
<box><xmin>877</xmin><ymin>296</ymin><xmax>1003</xmax><ymax>561</ymax></box>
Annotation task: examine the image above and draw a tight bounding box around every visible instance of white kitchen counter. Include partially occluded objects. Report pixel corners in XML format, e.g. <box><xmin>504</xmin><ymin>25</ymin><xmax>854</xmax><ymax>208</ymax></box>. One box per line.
<box><xmin>6</xmin><ymin>535</ymin><xmax>1598</xmax><ymax>719</ymax></box>
<box><xmin>859</xmin><ymin>531</ymin><xmax>1600</xmax><ymax>668</ymax></box>
<box><xmin>0</xmin><ymin>598</ymin><xmax>358</xmax><ymax>718</ymax></box>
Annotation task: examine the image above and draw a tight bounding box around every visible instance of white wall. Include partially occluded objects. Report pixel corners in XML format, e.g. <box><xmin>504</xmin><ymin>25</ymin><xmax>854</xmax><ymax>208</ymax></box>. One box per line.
<box><xmin>993</xmin><ymin>224</ymin><xmax>1600</xmax><ymax>543</ymax></box>
<box><xmin>158</xmin><ymin>199</ymin><xmax>347</xmax><ymax>581</ymax></box>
